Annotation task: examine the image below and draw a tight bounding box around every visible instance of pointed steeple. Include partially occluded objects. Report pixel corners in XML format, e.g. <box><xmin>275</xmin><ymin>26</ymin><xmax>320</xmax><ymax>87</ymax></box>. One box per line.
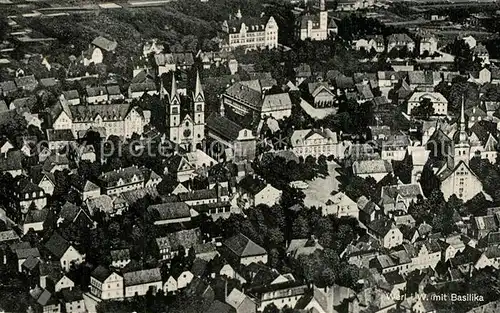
<box><xmin>460</xmin><ymin>95</ymin><xmax>466</xmax><ymax>130</ymax></box>
<box><xmin>194</xmin><ymin>70</ymin><xmax>204</xmax><ymax>102</ymax></box>
<box><xmin>170</xmin><ymin>72</ymin><xmax>179</xmax><ymax>104</ymax></box>
<box><xmin>159</xmin><ymin>77</ymin><xmax>165</xmax><ymax>100</ymax></box>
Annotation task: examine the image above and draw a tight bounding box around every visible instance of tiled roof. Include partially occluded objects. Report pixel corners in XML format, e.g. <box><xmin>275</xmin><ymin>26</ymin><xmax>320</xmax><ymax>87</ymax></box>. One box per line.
<box><xmin>91</xmin><ymin>36</ymin><xmax>117</xmax><ymax>52</ymax></box>
<box><xmin>110</xmin><ymin>248</ymin><xmax>130</xmax><ymax>261</ymax></box>
<box><xmin>225</xmin><ymin>82</ymin><xmax>262</xmax><ymax>110</ymax></box>
<box><xmin>206</xmin><ymin>113</ymin><xmax>243</xmax><ymax>142</ymax></box>
<box><xmin>99</xmin><ymin>166</ymin><xmax>144</xmax><ymax>187</ymax></box>
<box><xmin>0</xmin><ymin>230</ymin><xmax>20</xmax><ymax>242</ymax></box>
<box><xmin>16</xmin><ymin>247</ymin><xmax>40</xmax><ymax>260</ymax></box>
<box><xmin>261</xmin><ymin>93</ymin><xmax>292</xmax><ymax>112</ymax></box>
<box><xmin>353</xmin><ymin>159</ymin><xmax>393</xmax><ymax>175</ymax></box>
<box><xmin>15</xmin><ymin>75</ymin><xmax>37</xmax><ymax>89</ymax></box>
<box><xmin>388</xmin><ymin>33</ymin><xmax>414</xmax><ymax>45</ymax></box>
<box><xmin>155</xmin><ymin>228</ymin><xmax>201</xmax><ymax>250</ymax></box>
<box><xmin>123</xmin><ymin>268</ymin><xmax>161</xmax><ymax>286</ymax></box>
<box><xmin>147</xmin><ymin>202</ymin><xmax>191</xmax><ymax>221</ymax></box>
<box><xmin>68</xmin><ymin>103</ymin><xmax>135</xmax><ymax>122</ymax></box>
<box><xmin>91</xmin><ymin>265</ymin><xmax>112</xmax><ymax>282</ymax></box>
<box><xmin>223</xmin><ymin>233</ymin><xmax>266</xmax><ymax>258</ymax></box>
<box><xmin>224</xmin><ymin>16</ymin><xmax>271</xmax><ymax>34</ymax></box>
<box><xmin>44</xmin><ymin>232</ymin><xmax>70</xmax><ymax>259</ymax></box>
<box><xmin>62</xmin><ymin>90</ymin><xmax>79</xmax><ymax>100</ymax></box>
<box><xmin>24</xmin><ymin>209</ymin><xmax>49</xmax><ymax>224</ymax></box>
<box><xmin>0</xmin><ymin>149</ymin><xmax>23</xmax><ymax>171</ymax></box>
<box><xmin>46</xmin><ymin>129</ymin><xmax>75</xmax><ymax>142</ymax></box>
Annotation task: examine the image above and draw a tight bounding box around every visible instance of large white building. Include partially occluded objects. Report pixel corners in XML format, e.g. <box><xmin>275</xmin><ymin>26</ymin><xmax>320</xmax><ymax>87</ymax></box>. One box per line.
<box><xmin>407</xmin><ymin>92</ymin><xmax>448</xmax><ymax>116</ymax></box>
<box><xmin>295</xmin><ymin>0</ymin><xmax>337</xmax><ymax>41</ymax></box>
<box><xmin>221</xmin><ymin>10</ymin><xmax>279</xmax><ymax>50</ymax></box>
<box><xmin>51</xmin><ymin>101</ymin><xmax>150</xmax><ymax>139</ymax></box>
<box><xmin>290</xmin><ymin>128</ymin><xmax>347</xmax><ymax>159</ymax></box>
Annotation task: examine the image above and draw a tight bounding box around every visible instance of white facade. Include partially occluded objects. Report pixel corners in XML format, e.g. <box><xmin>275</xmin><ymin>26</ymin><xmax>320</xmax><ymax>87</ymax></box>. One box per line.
<box><xmin>407</xmin><ymin>92</ymin><xmax>448</xmax><ymax>116</ymax></box>
<box><xmin>53</xmin><ymin>104</ymin><xmax>149</xmax><ymax>139</ymax></box>
<box><xmin>222</xmin><ymin>15</ymin><xmax>278</xmax><ymax>50</ymax></box>
<box><xmin>90</xmin><ymin>272</ymin><xmax>124</xmax><ymax>300</ymax></box>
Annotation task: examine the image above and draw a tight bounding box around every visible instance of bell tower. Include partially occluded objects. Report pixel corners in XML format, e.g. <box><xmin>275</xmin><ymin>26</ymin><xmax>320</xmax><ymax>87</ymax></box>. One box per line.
<box><xmin>454</xmin><ymin>97</ymin><xmax>470</xmax><ymax>166</ymax></box>
<box><xmin>192</xmin><ymin>70</ymin><xmax>205</xmax><ymax>150</ymax></box>
<box><xmin>168</xmin><ymin>73</ymin><xmax>180</xmax><ymax>143</ymax></box>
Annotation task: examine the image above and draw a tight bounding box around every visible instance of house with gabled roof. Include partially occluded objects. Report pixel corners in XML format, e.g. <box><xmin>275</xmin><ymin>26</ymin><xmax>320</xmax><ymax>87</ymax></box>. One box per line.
<box><xmin>221</xmin><ymin>233</ymin><xmax>268</xmax><ymax>265</ymax></box>
<box><xmin>387</xmin><ymin>33</ymin><xmax>415</xmax><ymax>52</ymax></box>
<box><xmin>358</xmin><ymin>195</ymin><xmax>381</xmax><ymax>225</ymax></box>
<box><xmin>352</xmin><ymin>159</ymin><xmax>393</xmax><ymax>182</ymax></box>
<box><xmin>367</xmin><ymin>218</ymin><xmax>403</xmax><ymax>249</ymax></box>
<box><xmin>155</xmin><ymin>228</ymin><xmax>201</xmax><ymax>261</ymax></box>
<box><xmin>57</xmin><ymin>201</ymin><xmax>93</xmax><ymax>228</ymax></box>
<box><xmin>286</xmin><ymin>235</ymin><xmax>324</xmax><ymax>259</ymax></box>
<box><xmin>379</xmin><ymin>183</ymin><xmax>424</xmax><ymax>214</ymax></box>
<box><xmin>98</xmin><ymin>165</ymin><xmax>145</xmax><ymax>196</ymax></box>
<box><xmin>29</xmin><ymin>287</ymin><xmax>60</xmax><ymax>313</ymax></box>
<box><xmin>110</xmin><ymin>248</ymin><xmax>130</xmax><ymax>269</ymax></box>
<box><xmin>123</xmin><ymin>268</ymin><xmax>162</xmax><ymax>298</ymax></box>
<box><xmin>44</xmin><ymin>232</ymin><xmax>85</xmax><ymax>272</ymax></box>
<box><xmin>290</xmin><ymin>128</ymin><xmax>345</xmax><ymax>160</ymax></box>
<box><xmin>471</xmin><ymin>215</ymin><xmax>498</xmax><ymax>239</ymax></box>
<box><xmin>11</xmin><ymin>242</ymin><xmax>40</xmax><ymax>272</ymax></box>
<box><xmin>206</xmin><ymin>113</ymin><xmax>256</xmax><ymax>162</ymax></box>
<box><xmin>147</xmin><ymin>202</ymin><xmax>192</xmax><ymax>225</ymax></box>
<box><xmin>90</xmin><ymin>265</ymin><xmax>123</xmax><ymax>300</ymax></box>
<box><xmin>22</xmin><ymin>208</ymin><xmax>49</xmax><ymax>235</ymax></box>
<box><xmin>226</xmin><ymin>288</ymin><xmax>257</xmax><ymax>313</ymax></box>
<box><xmin>324</xmin><ymin>191</ymin><xmax>358</xmax><ymax>218</ymax></box>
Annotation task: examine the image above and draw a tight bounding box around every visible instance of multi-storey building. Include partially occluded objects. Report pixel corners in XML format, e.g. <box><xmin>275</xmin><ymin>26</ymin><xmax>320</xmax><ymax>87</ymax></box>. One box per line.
<box><xmin>290</xmin><ymin>128</ymin><xmax>346</xmax><ymax>159</ymax></box>
<box><xmin>98</xmin><ymin>166</ymin><xmax>154</xmax><ymax>196</ymax></box>
<box><xmin>407</xmin><ymin>92</ymin><xmax>448</xmax><ymax>116</ymax></box>
<box><xmin>221</xmin><ymin>10</ymin><xmax>278</xmax><ymax>51</ymax></box>
<box><xmin>90</xmin><ymin>266</ymin><xmax>124</xmax><ymax>300</ymax></box>
<box><xmin>296</xmin><ymin>0</ymin><xmax>337</xmax><ymax>41</ymax></box>
<box><xmin>51</xmin><ymin>101</ymin><xmax>150</xmax><ymax>139</ymax></box>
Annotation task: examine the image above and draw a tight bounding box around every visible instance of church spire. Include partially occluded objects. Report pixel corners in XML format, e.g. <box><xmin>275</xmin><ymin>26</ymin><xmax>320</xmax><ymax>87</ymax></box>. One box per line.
<box><xmin>460</xmin><ymin>95</ymin><xmax>466</xmax><ymax>130</ymax></box>
<box><xmin>159</xmin><ymin>77</ymin><xmax>165</xmax><ymax>100</ymax></box>
<box><xmin>170</xmin><ymin>72</ymin><xmax>179</xmax><ymax>104</ymax></box>
<box><xmin>194</xmin><ymin>70</ymin><xmax>204</xmax><ymax>101</ymax></box>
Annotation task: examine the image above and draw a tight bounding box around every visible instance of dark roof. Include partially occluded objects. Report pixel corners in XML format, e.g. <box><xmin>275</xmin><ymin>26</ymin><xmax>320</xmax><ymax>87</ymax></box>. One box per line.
<box><xmin>223</xmin><ymin>233</ymin><xmax>267</xmax><ymax>258</ymax></box>
<box><xmin>44</xmin><ymin>232</ymin><xmax>70</xmax><ymax>259</ymax></box>
<box><xmin>206</xmin><ymin>113</ymin><xmax>243</xmax><ymax>142</ymax></box>
<box><xmin>383</xmin><ymin>271</ymin><xmax>406</xmax><ymax>285</ymax></box>
<box><xmin>147</xmin><ymin>202</ymin><xmax>191</xmax><ymax>221</ymax></box>
<box><xmin>46</xmin><ymin>129</ymin><xmax>75</xmax><ymax>142</ymax></box>
<box><xmin>61</xmin><ymin>288</ymin><xmax>83</xmax><ymax>303</ymax></box>
<box><xmin>207</xmin><ymin>300</ymin><xmax>235</xmax><ymax>313</ymax></box>
<box><xmin>225</xmin><ymin>82</ymin><xmax>262</xmax><ymax>110</ymax></box>
<box><xmin>91</xmin><ymin>36</ymin><xmax>117</xmax><ymax>52</ymax></box>
<box><xmin>91</xmin><ymin>265</ymin><xmax>112</xmax><ymax>282</ymax></box>
<box><xmin>110</xmin><ymin>248</ymin><xmax>130</xmax><ymax>261</ymax></box>
<box><xmin>123</xmin><ymin>268</ymin><xmax>162</xmax><ymax>286</ymax></box>
<box><xmin>0</xmin><ymin>149</ymin><xmax>23</xmax><ymax>171</ymax></box>
<box><xmin>156</xmin><ymin>228</ymin><xmax>201</xmax><ymax>250</ymax></box>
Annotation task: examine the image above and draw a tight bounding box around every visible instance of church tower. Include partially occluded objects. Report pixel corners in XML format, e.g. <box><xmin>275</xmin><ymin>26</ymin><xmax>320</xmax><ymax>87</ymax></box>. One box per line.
<box><xmin>319</xmin><ymin>0</ymin><xmax>328</xmax><ymax>34</ymax></box>
<box><xmin>168</xmin><ymin>73</ymin><xmax>181</xmax><ymax>143</ymax></box>
<box><xmin>454</xmin><ymin>97</ymin><xmax>470</xmax><ymax>166</ymax></box>
<box><xmin>192</xmin><ymin>70</ymin><xmax>205</xmax><ymax>149</ymax></box>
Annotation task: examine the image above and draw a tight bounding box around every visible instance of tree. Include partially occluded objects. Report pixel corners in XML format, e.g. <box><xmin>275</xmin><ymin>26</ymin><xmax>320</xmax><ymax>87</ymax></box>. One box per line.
<box><xmin>411</xmin><ymin>97</ymin><xmax>435</xmax><ymax>119</ymax></box>
<box><xmin>393</xmin><ymin>151</ymin><xmax>413</xmax><ymax>184</ymax></box>
<box><xmin>419</xmin><ymin>163</ymin><xmax>440</xmax><ymax>197</ymax></box>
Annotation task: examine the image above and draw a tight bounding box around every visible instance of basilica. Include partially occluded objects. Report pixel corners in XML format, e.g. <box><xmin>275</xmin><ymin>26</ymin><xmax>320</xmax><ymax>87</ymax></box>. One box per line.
<box><xmin>163</xmin><ymin>71</ymin><xmax>205</xmax><ymax>152</ymax></box>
